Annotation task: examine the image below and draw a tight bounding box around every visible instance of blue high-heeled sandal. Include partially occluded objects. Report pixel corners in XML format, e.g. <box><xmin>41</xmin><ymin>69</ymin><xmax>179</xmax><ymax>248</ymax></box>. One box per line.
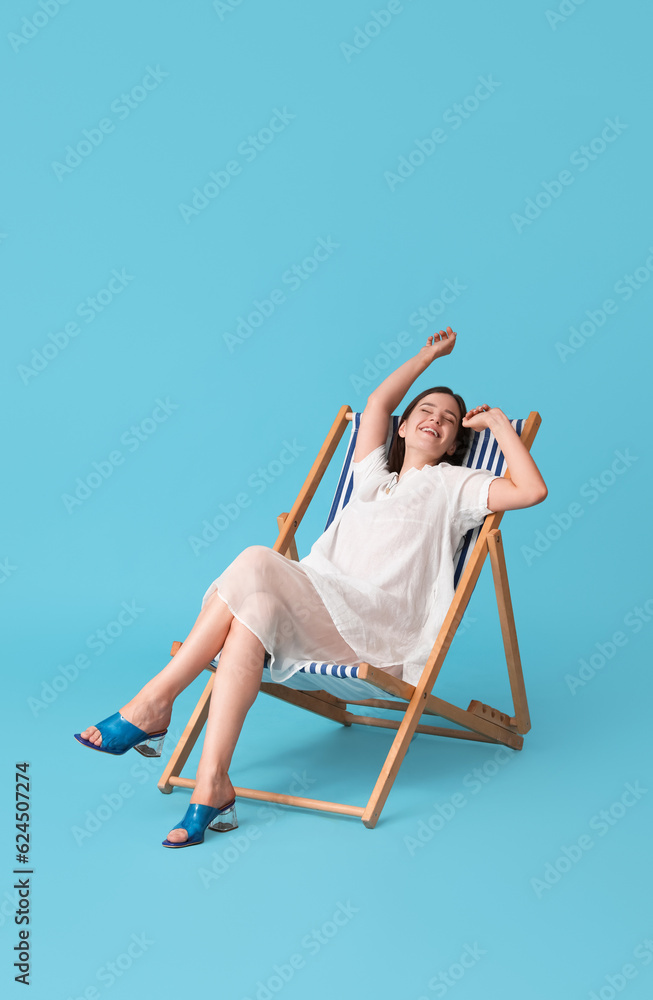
<box><xmin>73</xmin><ymin>712</ymin><xmax>168</xmax><ymax>757</ymax></box>
<box><xmin>161</xmin><ymin>799</ymin><xmax>238</xmax><ymax>848</ymax></box>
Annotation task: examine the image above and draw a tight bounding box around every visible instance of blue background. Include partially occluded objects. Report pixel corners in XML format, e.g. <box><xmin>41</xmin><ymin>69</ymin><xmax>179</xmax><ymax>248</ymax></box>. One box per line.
<box><xmin>2</xmin><ymin>1</ymin><xmax>652</xmax><ymax>997</ymax></box>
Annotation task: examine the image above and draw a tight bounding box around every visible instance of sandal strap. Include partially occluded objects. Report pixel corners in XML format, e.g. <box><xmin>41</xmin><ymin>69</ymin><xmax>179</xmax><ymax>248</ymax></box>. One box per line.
<box><xmin>96</xmin><ymin>712</ymin><xmax>148</xmax><ymax>751</ymax></box>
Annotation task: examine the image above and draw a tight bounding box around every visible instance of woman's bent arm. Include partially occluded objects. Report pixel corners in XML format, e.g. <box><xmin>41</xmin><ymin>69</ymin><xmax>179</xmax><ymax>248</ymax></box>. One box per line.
<box><xmin>369</xmin><ymin>329</ymin><xmax>456</xmax><ymax>413</ymax></box>
<box><xmin>355</xmin><ymin>331</ymin><xmax>455</xmax><ymax>463</ymax></box>
<box><xmin>478</xmin><ymin>409</ymin><xmax>548</xmax><ymax>511</ymax></box>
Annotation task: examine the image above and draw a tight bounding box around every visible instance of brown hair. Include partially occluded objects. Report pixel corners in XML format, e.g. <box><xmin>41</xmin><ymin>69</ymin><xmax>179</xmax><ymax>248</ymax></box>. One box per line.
<box><xmin>386</xmin><ymin>386</ymin><xmax>470</xmax><ymax>474</ymax></box>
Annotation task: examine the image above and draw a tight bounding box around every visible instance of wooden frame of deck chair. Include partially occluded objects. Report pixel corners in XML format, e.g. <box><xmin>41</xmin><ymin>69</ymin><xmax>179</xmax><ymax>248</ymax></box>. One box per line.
<box><xmin>159</xmin><ymin>405</ymin><xmax>542</xmax><ymax>828</ymax></box>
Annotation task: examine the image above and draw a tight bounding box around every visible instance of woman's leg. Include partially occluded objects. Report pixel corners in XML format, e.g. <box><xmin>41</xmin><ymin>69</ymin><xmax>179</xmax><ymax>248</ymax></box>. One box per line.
<box><xmin>165</xmin><ymin>617</ymin><xmax>267</xmax><ymax>843</ymax></box>
<box><xmin>79</xmin><ymin>589</ymin><xmax>235</xmax><ymax>746</ymax></box>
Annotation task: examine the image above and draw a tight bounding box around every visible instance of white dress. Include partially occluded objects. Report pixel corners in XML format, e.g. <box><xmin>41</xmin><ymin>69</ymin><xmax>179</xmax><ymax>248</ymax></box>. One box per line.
<box><xmin>201</xmin><ymin>445</ymin><xmax>501</xmax><ymax>687</ymax></box>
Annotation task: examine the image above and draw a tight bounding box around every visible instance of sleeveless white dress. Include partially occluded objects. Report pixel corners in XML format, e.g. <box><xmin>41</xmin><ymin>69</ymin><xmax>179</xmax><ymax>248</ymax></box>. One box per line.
<box><xmin>201</xmin><ymin>444</ymin><xmax>500</xmax><ymax>686</ymax></box>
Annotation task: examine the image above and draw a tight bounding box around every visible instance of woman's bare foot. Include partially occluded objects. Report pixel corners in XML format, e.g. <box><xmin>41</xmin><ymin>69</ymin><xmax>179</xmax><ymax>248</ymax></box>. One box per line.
<box><xmin>79</xmin><ymin>693</ymin><xmax>172</xmax><ymax>748</ymax></box>
<box><xmin>166</xmin><ymin>773</ymin><xmax>236</xmax><ymax>844</ymax></box>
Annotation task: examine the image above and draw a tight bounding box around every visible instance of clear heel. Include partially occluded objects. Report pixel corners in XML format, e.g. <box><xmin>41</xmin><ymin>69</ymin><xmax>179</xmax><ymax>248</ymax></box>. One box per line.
<box><xmin>133</xmin><ymin>733</ymin><xmax>166</xmax><ymax>758</ymax></box>
<box><xmin>208</xmin><ymin>802</ymin><xmax>238</xmax><ymax>832</ymax></box>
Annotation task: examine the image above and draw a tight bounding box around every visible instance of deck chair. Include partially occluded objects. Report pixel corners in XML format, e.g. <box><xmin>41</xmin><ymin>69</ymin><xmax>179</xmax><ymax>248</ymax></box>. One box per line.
<box><xmin>159</xmin><ymin>405</ymin><xmax>541</xmax><ymax>828</ymax></box>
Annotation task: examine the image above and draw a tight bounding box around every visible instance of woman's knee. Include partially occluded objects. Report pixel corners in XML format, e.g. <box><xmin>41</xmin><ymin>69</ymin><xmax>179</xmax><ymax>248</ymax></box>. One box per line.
<box><xmin>237</xmin><ymin>544</ymin><xmax>271</xmax><ymax>565</ymax></box>
<box><xmin>230</xmin><ymin>544</ymin><xmax>275</xmax><ymax>584</ymax></box>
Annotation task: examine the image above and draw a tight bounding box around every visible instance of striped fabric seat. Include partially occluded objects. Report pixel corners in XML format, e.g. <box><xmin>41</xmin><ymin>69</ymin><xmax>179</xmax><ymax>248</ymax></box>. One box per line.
<box><xmin>261</xmin><ymin>659</ymin><xmax>376</xmax><ymax>702</ymax></box>
<box><xmin>237</xmin><ymin>411</ymin><xmax>525</xmax><ymax>699</ymax></box>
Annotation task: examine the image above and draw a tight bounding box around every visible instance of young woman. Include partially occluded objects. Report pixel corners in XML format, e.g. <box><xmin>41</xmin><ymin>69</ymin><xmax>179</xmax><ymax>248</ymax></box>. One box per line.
<box><xmin>74</xmin><ymin>327</ymin><xmax>547</xmax><ymax>848</ymax></box>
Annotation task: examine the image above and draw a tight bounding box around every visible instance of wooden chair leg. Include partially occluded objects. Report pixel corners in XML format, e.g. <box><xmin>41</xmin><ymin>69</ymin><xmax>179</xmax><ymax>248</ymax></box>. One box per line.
<box><xmin>157</xmin><ymin>673</ymin><xmax>213</xmax><ymax>793</ymax></box>
<box><xmin>487</xmin><ymin>530</ymin><xmax>531</xmax><ymax>734</ymax></box>
<box><xmin>361</xmin><ymin>692</ymin><xmax>428</xmax><ymax>829</ymax></box>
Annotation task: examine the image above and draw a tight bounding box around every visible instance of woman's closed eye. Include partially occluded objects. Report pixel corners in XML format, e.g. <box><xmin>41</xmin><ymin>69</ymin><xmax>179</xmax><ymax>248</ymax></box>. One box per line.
<box><xmin>421</xmin><ymin>406</ymin><xmax>453</xmax><ymax>423</ymax></box>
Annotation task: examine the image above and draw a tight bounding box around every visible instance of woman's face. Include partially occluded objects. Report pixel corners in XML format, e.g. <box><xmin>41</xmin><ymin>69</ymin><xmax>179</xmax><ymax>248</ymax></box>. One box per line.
<box><xmin>398</xmin><ymin>393</ymin><xmax>460</xmax><ymax>462</ymax></box>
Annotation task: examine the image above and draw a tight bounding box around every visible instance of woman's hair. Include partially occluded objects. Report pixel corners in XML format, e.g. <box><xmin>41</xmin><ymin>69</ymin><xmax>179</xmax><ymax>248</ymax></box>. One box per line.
<box><xmin>386</xmin><ymin>386</ymin><xmax>470</xmax><ymax>474</ymax></box>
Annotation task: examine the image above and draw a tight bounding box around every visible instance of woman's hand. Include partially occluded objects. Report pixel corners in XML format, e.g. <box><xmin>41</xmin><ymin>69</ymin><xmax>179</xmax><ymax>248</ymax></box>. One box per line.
<box><xmin>416</xmin><ymin>327</ymin><xmax>457</xmax><ymax>367</ymax></box>
<box><xmin>462</xmin><ymin>404</ymin><xmax>505</xmax><ymax>430</ymax></box>
<box><xmin>368</xmin><ymin>326</ymin><xmax>458</xmax><ymax>416</ymax></box>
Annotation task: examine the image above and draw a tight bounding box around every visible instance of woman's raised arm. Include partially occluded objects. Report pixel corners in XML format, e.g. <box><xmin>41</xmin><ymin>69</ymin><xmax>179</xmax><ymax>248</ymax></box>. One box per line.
<box><xmin>353</xmin><ymin>329</ymin><xmax>456</xmax><ymax>463</ymax></box>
